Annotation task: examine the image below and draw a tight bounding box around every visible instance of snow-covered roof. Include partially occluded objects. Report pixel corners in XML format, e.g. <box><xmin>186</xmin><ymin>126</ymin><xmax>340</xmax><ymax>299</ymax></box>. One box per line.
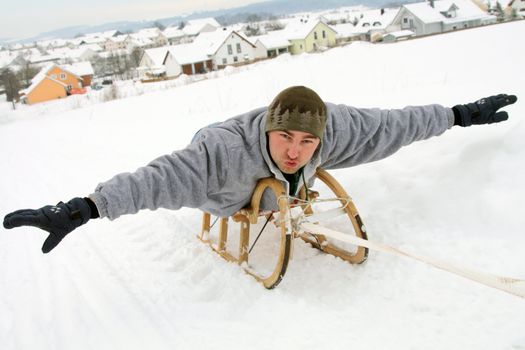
<box><xmin>29</xmin><ymin>53</ymin><xmax>63</xmax><ymax>64</ymax></box>
<box><xmin>315</xmin><ymin>6</ymin><xmax>369</xmax><ymax>23</ymax></box>
<box><xmin>63</xmin><ymin>61</ymin><xmax>94</xmax><ymax>76</ymax></box>
<box><xmin>168</xmin><ymin>43</ymin><xmax>210</xmax><ymax>64</ymax></box>
<box><xmin>283</xmin><ymin>19</ymin><xmax>337</xmax><ymax>40</ymax></box>
<box><xmin>193</xmin><ymin>28</ymin><xmax>254</xmax><ymax>55</ymax></box>
<box><xmin>107</xmin><ymin>35</ymin><xmax>129</xmax><ymax>43</ymax></box>
<box><xmin>163</xmin><ymin>27</ymin><xmax>185</xmax><ymax>39</ymax></box>
<box><xmin>143</xmin><ymin>47</ymin><xmax>170</xmax><ymax>66</ymax></box>
<box><xmin>0</xmin><ymin>51</ymin><xmax>18</xmax><ymax>69</ymax></box>
<box><xmin>134</xmin><ymin>28</ymin><xmax>162</xmax><ymax>39</ymax></box>
<box><xmin>355</xmin><ymin>8</ymin><xmax>399</xmax><ymax>29</ymax></box>
<box><xmin>384</xmin><ymin>29</ymin><xmax>416</xmax><ymax>38</ymax></box>
<box><xmin>252</xmin><ymin>30</ymin><xmax>291</xmax><ymax>49</ymax></box>
<box><xmin>404</xmin><ymin>0</ymin><xmax>493</xmax><ymax>24</ymax></box>
<box><xmin>331</xmin><ymin>22</ymin><xmax>363</xmax><ymax>37</ymax></box>
<box><xmin>80</xmin><ymin>37</ymin><xmax>106</xmax><ymax>45</ymax></box>
<box><xmin>182</xmin><ymin>17</ymin><xmax>221</xmax><ymax>36</ymax></box>
<box><xmin>82</xmin><ymin>44</ymin><xmax>104</xmax><ymax>52</ymax></box>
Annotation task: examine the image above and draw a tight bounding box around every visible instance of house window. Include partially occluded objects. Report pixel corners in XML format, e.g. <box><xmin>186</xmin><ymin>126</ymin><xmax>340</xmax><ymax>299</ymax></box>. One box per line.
<box><xmin>314</xmin><ymin>32</ymin><xmax>318</xmax><ymax>40</ymax></box>
<box><xmin>60</xmin><ymin>73</ymin><xmax>66</xmax><ymax>80</ymax></box>
<box><xmin>50</xmin><ymin>74</ymin><xmax>57</xmax><ymax>80</ymax></box>
<box><xmin>227</xmin><ymin>44</ymin><xmax>233</xmax><ymax>55</ymax></box>
<box><xmin>222</xmin><ymin>58</ymin><xmax>227</xmax><ymax>65</ymax></box>
<box><xmin>233</xmin><ymin>56</ymin><xmax>238</xmax><ymax>62</ymax></box>
<box><xmin>403</xmin><ymin>18</ymin><xmax>409</xmax><ymax>24</ymax></box>
<box><xmin>322</xmin><ymin>30</ymin><xmax>326</xmax><ymax>38</ymax></box>
<box><xmin>66</xmin><ymin>85</ymin><xmax>72</xmax><ymax>91</ymax></box>
<box><xmin>236</xmin><ymin>43</ymin><xmax>241</xmax><ymax>53</ymax></box>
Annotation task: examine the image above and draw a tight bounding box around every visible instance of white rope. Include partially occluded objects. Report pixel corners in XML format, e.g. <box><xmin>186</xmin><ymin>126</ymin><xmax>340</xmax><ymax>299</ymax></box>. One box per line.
<box><xmin>300</xmin><ymin>222</ymin><xmax>525</xmax><ymax>300</ymax></box>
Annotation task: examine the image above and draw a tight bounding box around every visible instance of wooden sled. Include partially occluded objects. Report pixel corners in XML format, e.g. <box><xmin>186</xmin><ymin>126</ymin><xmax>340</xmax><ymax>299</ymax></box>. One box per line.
<box><xmin>198</xmin><ymin>168</ymin><xmax>369</xmax><ymax>289</ymax></box>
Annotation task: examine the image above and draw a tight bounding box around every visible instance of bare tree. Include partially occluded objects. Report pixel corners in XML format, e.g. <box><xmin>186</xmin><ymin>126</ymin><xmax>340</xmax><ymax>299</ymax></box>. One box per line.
<box><xmin>130</xmin><ymin>47</ymin><xmax>144</xmax><ymax>68</ymax></box>
<box><xmin>1</xmin><ymin>68</ymin><xmax>21</xmax><ymax>110</ymax></box>
<box><xmin>17</xmin><ymin>60</ymin><xmax>39</xmax><ymax>88</ymax></box>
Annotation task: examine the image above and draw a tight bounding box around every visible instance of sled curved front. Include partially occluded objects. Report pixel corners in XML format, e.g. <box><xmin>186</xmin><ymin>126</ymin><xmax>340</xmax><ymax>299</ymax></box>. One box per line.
<box><xmin>298</xmin><ymin>168</ymin><xmax>369</xmax><ymax>264</ymax></box>
<box><xmin>199</xmin><ymin>177</ymin><xmax>292</xmax><ymax>289</ymax></box>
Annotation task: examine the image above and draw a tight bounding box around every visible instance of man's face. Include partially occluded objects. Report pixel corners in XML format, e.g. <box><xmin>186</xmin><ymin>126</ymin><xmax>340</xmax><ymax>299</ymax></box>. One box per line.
<box><xmin>267</xmin><ymin>130</ymin><xmax>321</xmax><ymax>174</ymax></box>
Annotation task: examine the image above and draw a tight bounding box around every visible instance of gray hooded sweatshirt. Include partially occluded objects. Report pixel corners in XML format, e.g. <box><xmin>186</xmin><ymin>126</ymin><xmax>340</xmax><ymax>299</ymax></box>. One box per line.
<box><xmin>90</xmin><ymin>103</ymin><xmax>454</xmax><ymax>220</ymax></box>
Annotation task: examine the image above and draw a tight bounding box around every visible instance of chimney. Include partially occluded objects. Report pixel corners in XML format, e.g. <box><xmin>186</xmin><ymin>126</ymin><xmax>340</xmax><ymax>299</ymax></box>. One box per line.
<box><xmin>429</xmin><ymin>0</ymin><xmax>435</xmax><ymax>8</ymax></box>
<box><xmin>381</xmin><ymin>8</ymin><xmax>385</xmax><ymax>15</ymax></box>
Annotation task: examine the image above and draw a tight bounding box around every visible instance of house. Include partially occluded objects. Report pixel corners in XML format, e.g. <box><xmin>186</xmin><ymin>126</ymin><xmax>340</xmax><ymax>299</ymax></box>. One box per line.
<box><xmin>138</xmin><ymin>47</ymin><xmax>172</xmax><ymax>79</ymax></box>
<box><xmin>192</xmin><ymin>28</ymin><xmax>256</xmax><ymax>69</ymax></box>
<box><xmin>163</xmin><ymin>27</ymin><xmax>186</xmax><ymax>45</ymax></box>
<box><xmin>165</xmin><ymin>44</ymin><xmax>213</xmax><ymax>75</ymax></box>
<box><xmin>388</xmin><ymin>0</ymin><xmax>497</xmax><ymax>37</ymax></box>
<box><xmin>333</xmin><ymin>8</ymin><xmax>398</xmax><ymax>42</ymax></box>
<box><xmin>62</xmin><ymin>61</ymin><xmax>94</xmax><ymax>87</ymax></box>
<box><xmin>252</xmin><ymin>30</ymin><xmax>291</xmax><ymax>59</ymax></box>
<box><xmin>182</xmin><ymin>18</ymin><xmax>221</xmax><ymax>39</ymax></box>
<box><xmin>20</xmin><ymin>64</ymin><xmax>84</xmax><ymax>104</ymax></box>
<box><xmin>132</xmin><ymin>28</ymin><xmax>168</xmax><ymax>47</ymax></box>
<box><xmin>282</xmin><ymin>19</ymin><xmax>337</xmax><ymax>54</ymax></box>
<box><xmin>104</xmin><ymin>35</ymin><xmax>130</xmax><ymax>52</ymax></box>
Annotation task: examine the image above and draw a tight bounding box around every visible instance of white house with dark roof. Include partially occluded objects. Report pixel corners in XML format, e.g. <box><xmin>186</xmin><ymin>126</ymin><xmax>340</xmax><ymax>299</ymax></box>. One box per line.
<box><xmin>388</xmin><ymin>0</ymin><xmax>496</xmax><ymax>36</ymax></box>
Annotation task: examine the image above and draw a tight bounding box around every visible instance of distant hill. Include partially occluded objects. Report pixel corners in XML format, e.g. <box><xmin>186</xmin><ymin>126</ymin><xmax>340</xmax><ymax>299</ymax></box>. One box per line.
<box><xmin>11</xmin><ymin>0</ymin><xmax>417</xmax><ymax>44</ymax></box>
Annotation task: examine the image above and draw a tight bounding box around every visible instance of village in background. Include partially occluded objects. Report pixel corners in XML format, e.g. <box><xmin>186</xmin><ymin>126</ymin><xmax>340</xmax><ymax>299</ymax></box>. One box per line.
<box><xmin>0</xmin><ymin>0</ymin><xmax>523</xmax><ymax>108</ymax></box>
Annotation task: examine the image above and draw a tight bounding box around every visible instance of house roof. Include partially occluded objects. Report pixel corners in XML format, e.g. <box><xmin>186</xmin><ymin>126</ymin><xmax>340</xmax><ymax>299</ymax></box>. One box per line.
<box><xmin>163</xmin><ymin>27</ymin><xmax>185</xmax><ymax>39</ymax></box>
<box><xmin>134</xmin><ymin>27</ymin><xmax>162</xmax><ymax>39</ymax></box>
<box><xmin>0</xmin><ymin>51</ymin><xmax>18</xmax><ymax>69</ymax></box>
<box><xmin>193</xmin><ymin>28</ymin><xmax>255</xmax><ymax>56</ymax></box>
<box><xmin>182</xmin><ymin>17</ymin><xmax>221</xmax><ymax>36</ymax></box>
<box><xmin>384</xmin><ymin>29</ymin><xmax>416</xmax><ymax>38</ymax></box>
<box><xmin>404</xmin><ymin>0</ymin><xmax>494</xmax><ymax>24</ymax></box>
<box><xmin>167</xmin><ymin>43</ymin><xmax>210</xmax><ymax>65</ymax></box>
<box><xmin>252</xmin><ymin>30</ymin><xmax>291</xmax><ymax>49</ymax></box>
<box><xmin>63</xmin><ymin>61</ymin><xmax>94</xmax><ymax>76</ymax></box>
<box><xmin>143</xmin><ymin>47</ymin><xmax>170</xmax><ymax>66</ymax></box>
<box><xmin>283</xmin><ymin>19</ymin><xmax>337</xmax><ymax>40</ymax></box>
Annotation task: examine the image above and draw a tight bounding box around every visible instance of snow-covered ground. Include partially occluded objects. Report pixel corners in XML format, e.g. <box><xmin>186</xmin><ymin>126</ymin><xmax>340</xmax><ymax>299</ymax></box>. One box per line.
<box><xmin>1</xmin><ymin>21</ymin><xmax>525</xmax><ymax>350</ymax></box>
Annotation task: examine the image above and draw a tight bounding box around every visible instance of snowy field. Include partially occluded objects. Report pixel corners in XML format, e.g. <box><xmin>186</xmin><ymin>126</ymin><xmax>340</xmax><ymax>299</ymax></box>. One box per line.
<box><xmin>1</xmin><ymin>21</ymin><xmax>525</xmax><ymax>350</ymax></box>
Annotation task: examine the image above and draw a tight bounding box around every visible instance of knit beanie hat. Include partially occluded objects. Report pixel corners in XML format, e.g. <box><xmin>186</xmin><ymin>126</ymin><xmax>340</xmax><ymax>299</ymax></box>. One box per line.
<box><xmin>265</xmin><ymin>86</ymin><xmax>327</xmax><ymax>139</ymax></box>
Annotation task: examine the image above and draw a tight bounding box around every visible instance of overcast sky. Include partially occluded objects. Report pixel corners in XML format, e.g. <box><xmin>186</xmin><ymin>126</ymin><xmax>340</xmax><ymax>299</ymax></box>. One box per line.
<box><xmin>1</xmin><ymin>0</ymin><xmax>265</xmax><ymax>40</ymax></box>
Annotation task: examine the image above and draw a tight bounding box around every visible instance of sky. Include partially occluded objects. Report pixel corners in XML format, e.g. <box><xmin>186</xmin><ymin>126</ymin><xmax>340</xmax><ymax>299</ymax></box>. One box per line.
<box><xmin>0</xmin><ymin>0</ymin><xmax>266</xmax><ymax>40</ymax></box>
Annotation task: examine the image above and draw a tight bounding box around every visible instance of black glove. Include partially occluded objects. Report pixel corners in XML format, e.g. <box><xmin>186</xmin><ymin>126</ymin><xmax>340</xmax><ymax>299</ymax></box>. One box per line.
<box><xmin>453</xmin><ymin>94</ymin><xmax>517</xmax><ymax>127</ymax></box>
<box><xmin>3</xmin><ymin>197</ymin><xmax>98</xmax><ymax>253</ymax></box>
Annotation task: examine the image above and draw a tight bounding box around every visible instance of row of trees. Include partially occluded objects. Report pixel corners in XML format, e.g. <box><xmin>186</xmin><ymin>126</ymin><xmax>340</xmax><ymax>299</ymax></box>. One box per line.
<box><xmin>91</xmin><ymin>47</ymin><xmax>143</xmax><ymax>80</ymax></box>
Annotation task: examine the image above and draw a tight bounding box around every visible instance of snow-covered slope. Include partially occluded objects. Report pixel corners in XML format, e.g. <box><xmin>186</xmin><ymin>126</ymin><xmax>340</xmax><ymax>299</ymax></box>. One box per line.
<box><xmin>1</xmin><ymin>21</ymin><xmax>524</xmax><ymax>350</ymax></box>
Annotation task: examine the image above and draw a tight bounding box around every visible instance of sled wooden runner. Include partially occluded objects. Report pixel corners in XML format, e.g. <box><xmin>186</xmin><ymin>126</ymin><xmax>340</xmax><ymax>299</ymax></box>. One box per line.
<box><xmin>198</xmin><ymin>168</ymin><xmax>368</xmax><ymax>289</ymax></box>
